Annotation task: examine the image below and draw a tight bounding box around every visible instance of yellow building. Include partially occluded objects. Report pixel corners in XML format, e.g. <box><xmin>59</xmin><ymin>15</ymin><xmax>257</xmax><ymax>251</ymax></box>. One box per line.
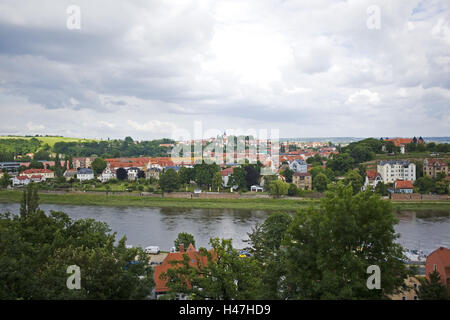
<box><xmin>292</xmin><ymin>172</ymin><xmax>312</xmax><ymax>190</ymax></box>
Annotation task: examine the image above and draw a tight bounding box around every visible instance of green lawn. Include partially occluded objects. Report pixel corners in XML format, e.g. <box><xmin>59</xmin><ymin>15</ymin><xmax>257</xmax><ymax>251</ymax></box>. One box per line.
<box><xmin>0</xmin><ymin>190</ymin><xmax>449</xmax><ymax>212</ymax></box>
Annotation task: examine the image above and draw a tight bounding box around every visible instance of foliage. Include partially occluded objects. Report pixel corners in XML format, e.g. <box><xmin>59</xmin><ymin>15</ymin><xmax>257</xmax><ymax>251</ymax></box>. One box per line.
<box><xmin>0</xmin><ymin>185</ymin><xmax>154</xmax><ymax>299</ymax></box>
<box><xmin>116</xmin><ymin>168</ymin><xmax>128</xmax><ymax>181</ymax></box>
<box><xmin>281</xmin><ymin>168</ymin><xmax>294</xmax><ymax>183</ymax></box>
<box><xmin>288</xmin><ymin>183</ymin><xmax>300</xmax><ymax>196</ymax></box>
<box><xmin>91</xmin><ymin>158</ymin><xmax>107</xmax><ymax>176</ymax></box>
<box><xmin>230</xmin><ymin>167</ymin><xmax>247</xmax><ymax>191</ymax></box>
<box><xmin>269</xmin><ymin>180</ymin><xmax>289</xmax><ymax>197</ymax></box>
<box><xmin>159</xmin><ymin>168</ymin><xmax>180</xmax><ymax>193</ymax></box>
<box><xmin>161</xmin><ymin>238</ymin><xmax>261</xmax><ymax>300</ymax></box>
<box><xmin>326</xmin><ymin>153</ymin><xmax>355</xmax><ymax>176</ymax></box>
<box><xmin>416</xmin><ymin>270</ymin><xmax>449</xmax><ymax>300</ymax></box>
<box><xmin>344</xmin><ymin>169</ymin><xmax>364</xmax><ymax>194</ymax></box>
<box><xmin>313</xmin><ymin>173</ymin><xmax>329</xmax><ymax>192</ymax></box>
<box><xmin>174</xmin><ymin>232</ymin><xmax>196</xmax><ymax>251</ymax></box>
<box><xmin>212</xmin><ymin>172</ymin><xmax>223</xmax><ymax>191</ymax></box>
<box><xmin>282</xmin><ymin>183</ymin><xmax>408</xmax><ymax>299</ymax></box>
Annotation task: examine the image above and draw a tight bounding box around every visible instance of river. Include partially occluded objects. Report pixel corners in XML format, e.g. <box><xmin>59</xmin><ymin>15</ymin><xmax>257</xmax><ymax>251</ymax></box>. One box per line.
<box><xmin>1</xmin><ymin>203</ymin><xmax>449</xmax><ymax>254</ymax></box>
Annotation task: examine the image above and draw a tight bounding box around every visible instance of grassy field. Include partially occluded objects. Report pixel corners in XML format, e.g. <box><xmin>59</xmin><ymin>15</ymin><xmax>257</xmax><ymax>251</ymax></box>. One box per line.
<box><xmin>0</xmin><ymin>190</ymin><xmax>449</xmax><ymax>212</ymax></box>
<box><xmin>0</xmin><ymin>136</ymin><xmax>98</xmax><ymax>147</ymax></box>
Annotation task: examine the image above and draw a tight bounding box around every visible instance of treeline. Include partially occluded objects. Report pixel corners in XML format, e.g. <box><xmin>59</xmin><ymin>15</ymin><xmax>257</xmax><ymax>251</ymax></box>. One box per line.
<box><xmin>52</xmin><ymin>137</ymin><xmax>174</xmax><ymax>158</ymax></box>
<box><xmin>0</xmin><ymin>138</ymin><xmax>42</xmax><ymax>161</ymax></box>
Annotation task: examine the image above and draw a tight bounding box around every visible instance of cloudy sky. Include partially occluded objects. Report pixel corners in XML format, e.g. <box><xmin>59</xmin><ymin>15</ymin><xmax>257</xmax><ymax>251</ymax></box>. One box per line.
<box><xmin>0</xmin><ymin>0</ymin><xmax>449</xmax><ymax>140</ymax></box>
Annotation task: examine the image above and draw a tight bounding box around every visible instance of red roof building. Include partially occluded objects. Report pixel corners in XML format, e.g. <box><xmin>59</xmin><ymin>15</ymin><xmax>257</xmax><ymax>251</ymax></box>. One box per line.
<box><xmin>153</xmin><ymin>244</ymin><xmax>212</xmax><ymax>295</ymax></box>
<box><xmin>425</xmin><ymin>247</ymin><xmax>450</xmax><ymax>294</ymax></box>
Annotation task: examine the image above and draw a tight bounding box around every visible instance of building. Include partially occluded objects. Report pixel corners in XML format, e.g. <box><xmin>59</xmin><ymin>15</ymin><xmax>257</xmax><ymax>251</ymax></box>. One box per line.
<box><xmin>63</xmin><ymin>169</ymin><xmax>77</xmax><ymax>181</ymax></box>
<box><xmin>388</xmin><ymin>276</ymin><xmax>421</xmax><ymax>300</ymax></box>
<box><xmin>381</xmin><ymin>137</ymin><xmax>424</xmax><ymax>154</ymax></box>
<box><xmin>250</xmin><ymin>185</ymin><xmax>264</xmax><ymax>192</ymax></box>
<box><xmin>77</xmin><ymin>168</ymin><xmax>94</xmax><ymax>181</ymax></box>
<box><xmin>425</xmin><ymin>247</ymin><xmax>450</xmax><ymax>295</ymax></box>
<box><xmin>21</xmin><ymin>169</ymin><xmax>54</xmax><ymax>179</ymax></box>
<box><xmin>0</xmin><ymin>162</ymin><xmax>20</xmax><ymax>172</ymax></box>
<box><xmin>394</xmin><ymin>180</ymin><xmax>414</xmax><ymax>193</ymax></box>
<box><xmin>30</xmin><ymin>175</ymin><xmax>46</xmax><ymax>183</ymax></box>
<box><xmin>423</xmin><ymin>159</ymin><xmax>448</xmax><ymax>179</ymax></box>
<box><xmin>152</xmin><ymin>243</ymin><xmax>210</xmax><ymax>299</ymax></box>
<box><xmin>12</xmin><ymin>175</ymin><xmax>30</xmax><ymax>186</ymax></box>
<box><xmin>98</xmin><ymin>167</ymin><xmax>115</xmax><ymax>182</ymax></box>
<box><xmin>292</xmin><ymin>172</ymin><xmax>312</xmax><ymax>190</ymax></box>
<box><xmin>363</xmin><ymin>170</ymin><xmax>382</xmax><ymax>191</ymax></box>
<box><xmin>145</xmin><ymin>166</ymin><xmax>162</xmax><ymax>180</ymax></box>
<box><xmin>72</xmin><ymin>157</ymin><xmax>95</xmax><ymax>169</ymax></box>
<box><xmin>220</xmin><ymin>167</ymin><xmax>234</xmax><ymax>187</ymax></box>
<box><xmin>377</xmin><ymin>161</ymin><xmax>416</xmax><ymax>184</ymax></box>
<box><xmin>289</xmin><ymin>159</ymin><xmax>308</xmax><ymax>173</ymax></box>
<box><xmin>127</xmin><ymin>167</ymin><xmax>140</xmax><ymax>181</ymax></box>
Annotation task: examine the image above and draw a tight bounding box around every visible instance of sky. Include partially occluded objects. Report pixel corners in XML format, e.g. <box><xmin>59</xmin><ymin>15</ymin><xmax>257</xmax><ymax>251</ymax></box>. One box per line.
<box><xmin>0</xmin><ymin>0</ymin><xmax>449</xmax><ymax>140</ymax></box>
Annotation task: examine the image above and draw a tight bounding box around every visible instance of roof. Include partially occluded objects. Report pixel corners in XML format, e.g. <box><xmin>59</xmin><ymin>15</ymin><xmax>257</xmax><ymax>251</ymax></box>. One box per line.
<box><xmin>153</xmin><ymin>250</ymin><xmax>212</xmax><ymax>293</ymax></box>
<box><xmin>30</xmin><ymin>175</ymin><xmax>43</xmax><ymax>179</ymax></box>
<box><xmin>77</xmin><ymin>168</ymin><xmax>93</xmax><ymax>174</ymax></box>
<box><xmin>379</xmin><ymin>160</ymin><xmax>411</xmax><ymax>166</ymax></box>
<box><xmin>23</xmin><ymin>169</ymin><xmax>53</xmax><ymax>174</ymax></box>
<box><xmin>424</xmin><ymin>158</ymin><xmax>447</xmax><ymax>167</ymax></box>
<box><xmin>395</xmin><ymin>180</ymin><xmax>414</xmax><ymax>189</ymax></box>
<box><xmin>293</xmin><ymin>172</ymin><xmax>311</xmax><ymax>177</ymax></box>
<box><xmin>384</xmin><ymin>138</ymin><xmax>413</xmax><ymax>147</ymax></box>
<box><xmin>221</xmin><ymin>167</ymin><xmax>234</xmax><ymax>176</ymax></box>
<box><xmin>16</xmin><ymin>175</ymin><xmax>30</xmax><ymax>180</ymax></box>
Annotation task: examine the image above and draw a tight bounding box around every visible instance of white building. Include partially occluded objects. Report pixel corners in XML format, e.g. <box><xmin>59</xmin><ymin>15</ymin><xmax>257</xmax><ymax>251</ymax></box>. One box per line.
<box><xmin>77</xmin><ymin>168</ymin><xmax>94</xmax><ymax>181</ymax></box>
<box><xmin>377</xmin><ymin>161</ymin><xmax>416</xmax><ymax>184</ymax></box>
<box><xmin>12</xmin><ymin>175</ymin><xmax>30</xmax><ymax>186</ymax></box>
<box><xmin>289</xmin><ymin>159</ymin><xmax>308</xmax><ymax>173</ymax></box>
<box><xmin>98</xmin><ymin>167</ymin><xmax>115</xmax><ymax>182</ymax></box>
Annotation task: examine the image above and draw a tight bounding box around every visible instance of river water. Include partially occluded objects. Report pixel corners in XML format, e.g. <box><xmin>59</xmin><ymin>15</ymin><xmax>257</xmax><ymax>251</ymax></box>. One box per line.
<box><xmin>0</xmin><ymin>203</ymin><xmax>449</xmax><ymax>254</ymax></box>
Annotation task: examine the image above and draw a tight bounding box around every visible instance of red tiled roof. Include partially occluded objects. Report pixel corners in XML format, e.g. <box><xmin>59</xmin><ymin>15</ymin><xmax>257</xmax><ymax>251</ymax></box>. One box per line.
<box><xmin>395</xmin><ymin>180</ymin><xmax>413</xmax><ymax>189</ymax></box>
<box><xmin>385</xmin><ymin>138</ymin><xmax>413</xmax><ymax>147</ymax></box>
<box><xmin>153</xmin><ymin>250</ymin><xmax>212</xmax><ymax>293</ymax></box>
<box><xmin>23</xmin><ymin>169</ymin><xmax>53</xmax><ymax>174</ymax></box>
<box><xmin>30</xmin><ymin>175</ymin><xmax>43</xmax><ymax>179</ymax></box>
<box><xmin>16</xmin><ymin>175</ymin><xmax>29</xmax><ymax>180</ymax></box>
<box><xmin>221</xmin><ymin>167</ymin><xmax>234</xmax><ymax>176</ymax></box>
<box><xmin>293</xmin><ymin>172</ymin><xmax>311</xmax><ymax>177</ymax></box>
<box><xmin>425</xmin><ymin>158</ymin><xmax>447</xmax><ymax>167</ymax></box>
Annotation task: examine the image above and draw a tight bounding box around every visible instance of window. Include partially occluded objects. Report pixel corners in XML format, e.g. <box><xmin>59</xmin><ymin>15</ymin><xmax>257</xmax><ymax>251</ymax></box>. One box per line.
<box><xmin>433</xmin><ymin>264</ymin><xmax>437</xmax><ymax>271</ymax></box>
<box><xmin>402</xmin><ymin>296</ymin><xmax>406</xmax><ymax>300</ymax></box>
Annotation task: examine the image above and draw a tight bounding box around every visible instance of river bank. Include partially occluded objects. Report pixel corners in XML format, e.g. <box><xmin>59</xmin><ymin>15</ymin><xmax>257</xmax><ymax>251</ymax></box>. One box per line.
<box><xmin>0</xmin><ymin>190</ymin><xmax>449</xmax><ymax>212</ymax></box>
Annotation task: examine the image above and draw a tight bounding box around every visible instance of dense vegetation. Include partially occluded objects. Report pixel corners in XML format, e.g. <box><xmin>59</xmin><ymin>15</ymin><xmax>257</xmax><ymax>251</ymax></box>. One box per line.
<box><xmin>0</xmin><ymin>184</ymin><xmax>154</xmax><ymax>299</ymax></box>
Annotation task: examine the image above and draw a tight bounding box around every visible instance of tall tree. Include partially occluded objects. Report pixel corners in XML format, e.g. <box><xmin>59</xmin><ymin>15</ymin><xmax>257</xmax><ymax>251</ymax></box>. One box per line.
<box><xmin>416</xmin><ymin>270</ymin><xmax>449</xmax><ymax>300</ymax></box>
<box><xmin>91</xmin><ymin>157</ymin><xmax>107</xmax><ymax>176</ymax></box>
<box><xmin>159</xmin><ymin>168</ymin><xmax>180</xmax><ymax>193</ymax></box>
<box><xmin>282</xmin><ymin>183</ymin><xmax>408</xmax><ymax>299</ymax></box>
<box><xmin>174</xmin><ymin>232</ymin><xmax>196</xmax><ymax>251</ymax></box>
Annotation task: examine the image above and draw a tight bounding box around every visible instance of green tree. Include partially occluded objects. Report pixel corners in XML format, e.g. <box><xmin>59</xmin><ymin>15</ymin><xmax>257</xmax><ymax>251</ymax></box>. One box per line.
<box><xmin>159</xmin><ymin>168</ymin><xmax>180</xmax><ymax>193</ymax></box>
<box><xmin>313</xmin><ymin>173</ymin><xmax>329</xmax><ymax>192</ymax></box>
<box><xmin>281</xmin><ymin>168</ymin><xmax>294</xmax><ymax>183</ymax></box>
<box><xmin>212</xmin><ymin>171</ymin><xmax>223</xmax><ymax>191</ymax></box>
<box><xmin>0</xmin><ymin>187</ymin><xmax>154</xmax><ymax>299</ymax></box>
<box><xmin>230</xmin><ymin>167</ymin><xmax>247</xmax><ymax>191</ymax></box>
<box><xmin>0</xmin><ymin>171</ymin><xmax>11</xmax><ymax>188</ymax></box>
<box><xmin>344</xmin><ymin>169</ymin><xmax>364</xmax><ymax>194</ymax></box>
<box><xmin>269</xmin><ymin>180</ymin><xmax>289</xmax><ymax>198</ymax></box>
<box><xmin>282</xmin><ymin>183</ymin><xmax>408</xmax><ymax>299</ymax></box>
<box><xmin>116</xmin><ymin>167</ymin><xmax>128</xmax><ymax>181</ymax></box>
<box><xmin>288</xmin><ymin>183</ymin><xmax>300</xmax><ymax>196</ymax></box>
<box><xmin>414</xmin><ymin>176</ymin><xmax>435</xmax><ymax>194</ymax></box>
<box><xmin>435</xmin><ymin>180</ymin><xmax>449</xmax><ymax>195</ymax></box>
<box><xmin>246</xmin><ymin>212</ymin><xmax>292</xmax><ymax>299</ymax></box>
<box><xmin>174</xmin><ymin>232</ymin><xmax>196</xmax><ymax>251</ymax></box>
<box><xmin>416</xmin><ymin>270</ymin><xmax>449</xmax><ymax>300</ymax></box>
<box><xmin>91</xmin><ymin>157</ymin><xmax>107</xmax><ymax>176</ymax></box>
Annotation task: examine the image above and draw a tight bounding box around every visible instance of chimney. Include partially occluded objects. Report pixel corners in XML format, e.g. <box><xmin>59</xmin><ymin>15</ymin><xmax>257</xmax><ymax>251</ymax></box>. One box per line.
<box><xmin>179</xmin><ymin>244</ymin><xmax>184</xmax><ymax>253</ymax></box>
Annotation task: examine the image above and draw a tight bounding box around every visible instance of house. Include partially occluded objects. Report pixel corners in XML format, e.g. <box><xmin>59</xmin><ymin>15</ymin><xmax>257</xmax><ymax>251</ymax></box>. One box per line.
<box><xmin>289</xmin><ymin>159</ymin><xmax>307</xmax><ymax>173</ymax></box>
<box><xmin>152</xmin><ymin>243</ymin><xmax>211</xmax><ymax>299</ymax></box>
<box><xmin>250</xmin><ymin>185</ymin><xmax>264</xmax><ymax>192</ymax></box>
<box><xmin>127</xmin><ymin>167</ymin><xmax>140</xmax><ymax>181</ymax></box>
<box><xmin>220</xmin><ymin>167</ymin><xmax>234</xmax><ymax>187</ymax></box>
<box><xmin>146</xmin><ymin>166</ymin><xmax>162</xmax><ymax>180</ymax></box>
<box><xmin>394</xmin><ymin>180</ymin><xmax>414</xmax><ymax>193</ymax></box>
<box><xmin>388</xmin><ymin>276</ymin><xmax>421</xmax><ymax>300</ymax></box>
<box><xmin>377</xmin><ymin>161</ymin><xmax>416</xmax><ymax>184</ymax></box>
<box><xmin>363</xmin><ymin>170</ymin><xmax>382</xmax><ymax>191</ymax></box>
<box><xmin>72</xmin><ymin>157</ymin><xmax>96</xmax><ymax>169</ymax></box>
<box><xmin>381</xmin><ymin>137</ymin><xmax>424</xmax><ymax>154</ymax></box>
<box><xmin>425</xmin><ymin>247</ymin><xmax>450</xmax><ymax>295</ymax></box>
<box><xmin>30</xmin><ymin>175</ymin><xmax>45</xmax><ymax>183</ymax></box>
<box><xmin>98</xmin><ymin>167</ymin><xmax>115</xmax><ymax>182</ymax></box>
<box><xmin>12</xmin><ymin>175</ymin><xmax>30</xmax><ymax>186</ymax></box>
<box><xmin>77</xmin><ymin>168</ymin><xmax>94</xmax><ymax>181</ymax></box>
<box><xmin>423</xmin><ymin>159</ymin><xmax>448</xmax><ymax>179</ymax></box>
<box><xmin>63</xmin><ymin>169</ymin><xmax>77</xmax><ymax>181</ymax></box>
<box><xmin>292</xmin><ymin>172</ymin><xmax>312</xmax><ymax>190</ymax></box>
<box><xmin>21</xmin><ymin>169</ymin><xmax>54</xmax><ymax>179</ymax></box>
